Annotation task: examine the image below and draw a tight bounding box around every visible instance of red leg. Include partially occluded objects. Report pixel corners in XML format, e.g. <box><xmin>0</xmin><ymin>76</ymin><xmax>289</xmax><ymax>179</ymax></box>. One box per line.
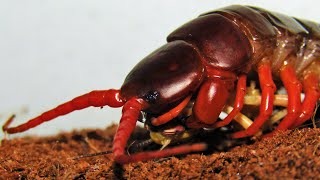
<box><xmin>113</xmin><ymin>98</ymin><xmax>207</xmax><ymax>164</ymax></box>
<box><xmin>2</xmin><ymin>89</ymin><xmax>124</xmax><ymax>134</ymax></box>
<box><xmin>113</xmin><ymin>98</ymin><xmax>145</xmax><ymax>163</ymax></box>
<box><xmin>290</xmin><ymin>73</ymin><xmax>320</xmax><ymax>128</ymax></box>
<box><xmin>151</xmin><ymin>95</ymin><xmax>191</xmax><ymax>126</ymax></box>
<box><xmin>231</xmin><ymin>63</ymin><xmax>276</xmax><ymax>138</ymax></box>
<box><xmin>213</xmin><ymin>75</ymin><xmax>246</xmax><ymax>128</ymax></box>
<box><xmin>115</xmin><ymin>143</ymin><xmax>207</xmax><ymax>164</ymax></box>
<box><xmin>274</xmin><ymin>65</ymin><xmax>302</xmax><ymax>131</ymax></box>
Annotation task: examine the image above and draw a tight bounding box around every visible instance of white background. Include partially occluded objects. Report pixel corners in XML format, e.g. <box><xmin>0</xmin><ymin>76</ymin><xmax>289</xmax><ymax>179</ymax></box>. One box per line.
<box><xmin>1</xmin><ymin>0</ymin><xmax>319</xmax><ymax>138</ymax></box>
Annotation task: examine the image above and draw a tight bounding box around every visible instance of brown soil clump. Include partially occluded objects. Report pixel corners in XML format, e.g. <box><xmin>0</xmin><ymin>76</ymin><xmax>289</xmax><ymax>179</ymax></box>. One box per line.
<box><xmin>1</xmin><ymin>125</ymin><xmax>320</xmax><ymax>179</ymax></box>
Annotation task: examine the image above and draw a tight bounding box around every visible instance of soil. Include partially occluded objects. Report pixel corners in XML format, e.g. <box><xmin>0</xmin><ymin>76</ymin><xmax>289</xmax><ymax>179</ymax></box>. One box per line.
<box><xmin>1</xmin><ymin>124</ymin><xmax>320</xmax><ymax>179</ymax></box>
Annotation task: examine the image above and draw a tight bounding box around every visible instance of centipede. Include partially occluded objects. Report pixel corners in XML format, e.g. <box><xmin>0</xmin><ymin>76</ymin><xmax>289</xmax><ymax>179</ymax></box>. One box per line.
<box><xmin>2</xmin><ymin>5</ymin><xmax>320</xmax><ymax>164</ymax></box>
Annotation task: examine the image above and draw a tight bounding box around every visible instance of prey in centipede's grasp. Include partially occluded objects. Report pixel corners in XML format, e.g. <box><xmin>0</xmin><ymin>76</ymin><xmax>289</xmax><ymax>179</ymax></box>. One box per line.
<box><xmin>2</xmin><ymin>5</ymin><xmax>320</xmax><ymax>164</ymax></box>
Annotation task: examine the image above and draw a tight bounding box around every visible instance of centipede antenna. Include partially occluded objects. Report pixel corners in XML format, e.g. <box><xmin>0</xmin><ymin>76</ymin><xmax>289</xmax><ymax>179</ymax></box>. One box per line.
<box><xmin>3</xmin><ymin>90</ymin><xmax>125</xmax><ymax>134</ymax></box>
<box><xmin>292</xmin><ymin>103</ymin><xmax>319</xmax><ymax>129</ymax></box>
<box><xmin>2</xmin><ymin>114</ymin><xmax>15</xmax><ymax>132</ymax></box>
<box><xmin>71</xmin><ymin>150</ymin><xmax>113</xmax><ymax>160</ymax></box>
<box><xmin>312</xmin><ymin>102</ymin><xmax>319</xmax><ymax>128</ymax></box>
<box><xmin>126</xmin><ymin>140</ymin><xmax>136</xmax><ymax>156</ymax></box>
<box><xmin>127</xmin><ymin>139</ymin><xmax>154</xmax><ymax>155</ymax></box>
<box><xmin>160</xmin><ymin>140</ymin><xmax>171</xmax><ymax>150</ymax></box>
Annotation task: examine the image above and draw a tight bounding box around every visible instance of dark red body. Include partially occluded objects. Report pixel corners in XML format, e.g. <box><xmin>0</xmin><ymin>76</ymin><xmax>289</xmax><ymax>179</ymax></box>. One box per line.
<box><xmin>3</xmin><ymin>5</ymin><xmax>320</xmax><ymax>164</ymax></box>
<box><xmin>121</xmin><ymin>11</ymin><xmax>253</xmax><ymax>125</ymax></box>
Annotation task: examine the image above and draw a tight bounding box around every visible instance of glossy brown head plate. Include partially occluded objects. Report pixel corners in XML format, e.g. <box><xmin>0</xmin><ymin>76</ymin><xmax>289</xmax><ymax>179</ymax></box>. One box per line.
<box><xmin>120</xmin><ymin>40</ymin><xmax>204</xmax><ymax>113</ymax></box>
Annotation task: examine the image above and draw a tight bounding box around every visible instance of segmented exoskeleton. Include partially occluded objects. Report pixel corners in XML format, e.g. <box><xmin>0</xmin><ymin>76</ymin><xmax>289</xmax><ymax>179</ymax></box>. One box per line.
<box><xmin>2</xmin><ymin>5</ymin><xmax>320</xmax><ymax>164</ymax></box>
<box><xmin>188</xmin><ymin>5</ymin><xmax>320</xmax><ymax>137</ymax></box>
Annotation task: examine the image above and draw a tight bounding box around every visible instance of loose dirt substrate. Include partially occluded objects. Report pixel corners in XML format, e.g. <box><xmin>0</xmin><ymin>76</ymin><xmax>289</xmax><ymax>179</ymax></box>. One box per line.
<box><xmin>1</xmin><ymin>125</ymin><xmax>320</xmax><ymax>179</ymax></box>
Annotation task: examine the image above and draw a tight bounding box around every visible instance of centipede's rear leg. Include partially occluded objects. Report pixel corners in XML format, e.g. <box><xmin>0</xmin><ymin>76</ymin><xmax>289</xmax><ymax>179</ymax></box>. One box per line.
<box><xmin>231</xmin><ymin>62</ymin><xmax>276</xmax><ymax>138</ymax></box>
<box><xmin>213</xmin><ymin>75</ymin><xmax>247</xmax><ymax>128</ymax></box>
<box><xmin>274</xmin><ymin>65</ymin><xmax>302</xmax><ymax>130</ymax></box>
<box><xmin>290</xmin><ymin>73</ymin><xmax>320</xmax><ymax>128</ymax></box>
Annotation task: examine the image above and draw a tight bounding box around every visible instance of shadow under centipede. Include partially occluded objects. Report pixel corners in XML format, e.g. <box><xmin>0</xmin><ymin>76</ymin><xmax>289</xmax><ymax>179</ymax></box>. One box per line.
<box><xmin>113</xmin><ymin>162</ymin><xmax>125</xmax><ymax>180</ymax></box>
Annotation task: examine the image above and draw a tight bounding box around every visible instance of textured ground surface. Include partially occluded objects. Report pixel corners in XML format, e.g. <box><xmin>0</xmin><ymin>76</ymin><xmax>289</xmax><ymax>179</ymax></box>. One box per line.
<box><xmin>1</xmin><ymin>124</ymin><xmax>320</xmax><ymax>179</ymax></box>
